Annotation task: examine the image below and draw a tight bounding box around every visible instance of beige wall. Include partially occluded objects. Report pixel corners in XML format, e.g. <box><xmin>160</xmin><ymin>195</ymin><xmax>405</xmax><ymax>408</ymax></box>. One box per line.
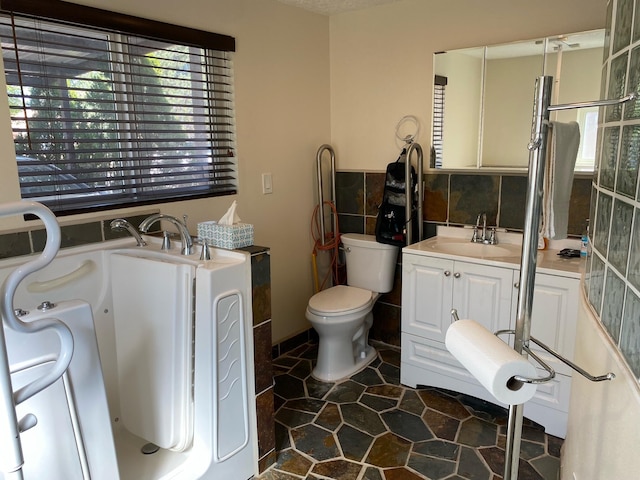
<box><xmin>329</xmin><ymin>0</ymin><xmax>607</xmax><ymax>171</ymax></box>
<box><xmin>562</xmin><ymin>293</ymin><xmax>640</xmax><ymax>480</ymax></box>
<box><xmin>0</xmin><ymin>0</ymin><xmax>330</xmax><ymax>343</ymax></box>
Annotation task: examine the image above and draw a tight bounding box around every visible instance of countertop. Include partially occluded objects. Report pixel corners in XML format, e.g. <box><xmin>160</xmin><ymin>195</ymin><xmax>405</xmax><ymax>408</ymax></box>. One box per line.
<box><xmin>403</xmin><ymin>227</ymin><xmax>584</xmax><ymax>279</ymax></box>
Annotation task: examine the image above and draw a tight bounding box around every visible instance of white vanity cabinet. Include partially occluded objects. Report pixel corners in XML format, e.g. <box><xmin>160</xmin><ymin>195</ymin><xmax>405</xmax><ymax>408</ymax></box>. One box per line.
<box><xmin>401</xmin><ymin>255</ymin><xmax>514</xmax><ymax>402</ymax></box>
<box><xmin>400</xmin><ymin>237</ymin><xmax>581</xmax><ymax>438</ymax></box>
<box><xmin>401</xmin><ymin>255</ymin><xmax>513</xmax><ymax>343</ymax></box>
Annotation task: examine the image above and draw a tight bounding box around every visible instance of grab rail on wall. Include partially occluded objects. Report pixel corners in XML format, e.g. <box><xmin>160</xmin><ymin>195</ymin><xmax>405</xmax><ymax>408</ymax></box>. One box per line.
<box><xmin>405</xmin><ymin>141</ymin><xmax>424</xmax><ymax>245</ymax></box>
<box><xmin>315</xmin><ymin>144</ymin><xmax>337</xmax><ymax>246</ymax></box>
<box><xmin>503</xmin><ymin>77</ymin><xmax>635</xmax><ymax>480</ymax></box>
<box><xmin>0</xmin><ymin>201</ymin><xmax>73</xmax><ymax>479</ymax></box>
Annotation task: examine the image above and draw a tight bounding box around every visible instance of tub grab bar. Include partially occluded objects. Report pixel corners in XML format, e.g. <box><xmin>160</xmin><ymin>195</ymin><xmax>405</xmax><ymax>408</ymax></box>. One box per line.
<box><xmin>0</xmin><ymin>201</ymin><xmax>73</xmax><ymax>478</ymax></box>
<box><xmin>27</xmin><ymin>260</ymin><xmax>96</xmax><ymax>293</ymax></box>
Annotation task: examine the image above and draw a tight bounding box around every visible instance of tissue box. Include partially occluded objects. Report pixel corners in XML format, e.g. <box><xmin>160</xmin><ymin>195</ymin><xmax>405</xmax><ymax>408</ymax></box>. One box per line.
<box><xmin>197</xmin><ymin>221</ymin><xmax>254</xmax><ymax>249</ymax></box>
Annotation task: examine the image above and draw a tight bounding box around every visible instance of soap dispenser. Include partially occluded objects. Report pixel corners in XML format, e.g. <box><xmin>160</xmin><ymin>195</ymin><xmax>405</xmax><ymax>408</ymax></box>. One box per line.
<box><xmin>580</xmin><ymin>219</ymin><xmax>590</xmax><ymax>257</ymax></box>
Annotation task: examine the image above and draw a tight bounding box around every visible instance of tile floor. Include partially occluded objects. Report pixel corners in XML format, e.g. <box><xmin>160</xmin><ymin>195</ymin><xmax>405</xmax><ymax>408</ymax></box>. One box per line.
<box><xmin>257</xmin><ymin>342</ymin><xmax>562</xmax><ymax>480</ymax></box>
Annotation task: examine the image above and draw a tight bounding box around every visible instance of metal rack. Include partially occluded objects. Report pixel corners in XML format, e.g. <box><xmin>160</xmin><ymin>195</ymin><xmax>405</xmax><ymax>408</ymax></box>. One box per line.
<box><xmin>503</xmin><ymin>75</ymin><xmax>634</xmax><ymax>480</ymax></box>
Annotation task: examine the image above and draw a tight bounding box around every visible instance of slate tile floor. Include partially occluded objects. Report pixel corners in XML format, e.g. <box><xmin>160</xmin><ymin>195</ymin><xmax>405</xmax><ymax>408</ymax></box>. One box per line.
<box><xmin>257</xmin><ymin>342</ymin><xmax>562</xmax><ymax>480</ymax></box>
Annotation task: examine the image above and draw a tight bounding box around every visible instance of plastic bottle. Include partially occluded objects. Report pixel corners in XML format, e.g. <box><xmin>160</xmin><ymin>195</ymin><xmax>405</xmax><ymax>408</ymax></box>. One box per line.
<box><xmin>580</xmin><ymin>219</ymin><xmax>590</xmax><ymax>257</ymax></box>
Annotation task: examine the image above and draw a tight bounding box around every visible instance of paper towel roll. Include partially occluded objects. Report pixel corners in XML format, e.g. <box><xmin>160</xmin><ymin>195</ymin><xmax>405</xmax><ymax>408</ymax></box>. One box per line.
<box><xmin>445</xmin><ymin>319</ymin><xmax>537</xmax><ymax>405</ymax></box>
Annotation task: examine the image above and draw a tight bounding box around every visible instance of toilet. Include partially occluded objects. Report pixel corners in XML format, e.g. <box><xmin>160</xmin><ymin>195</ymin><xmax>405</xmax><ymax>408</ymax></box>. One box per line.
<box><xmin>306</xmin><ymin>233</ymin><xmax>399</xmax><ymax>382</ymax></box>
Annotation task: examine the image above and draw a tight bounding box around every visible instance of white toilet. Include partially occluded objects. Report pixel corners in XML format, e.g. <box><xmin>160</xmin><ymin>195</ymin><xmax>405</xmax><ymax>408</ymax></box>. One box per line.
<box><xmin>306</xmin><ymin>233</ymin><xmax>399</xmax><ymax>382</ymax></box>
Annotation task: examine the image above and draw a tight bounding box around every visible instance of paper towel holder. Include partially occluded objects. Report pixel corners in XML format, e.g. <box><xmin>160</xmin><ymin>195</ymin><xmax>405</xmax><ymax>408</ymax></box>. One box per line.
<box><xmin>495</xmin><ymin>329</ymin><xmax>615</xmax><ymax>383</ymax></box>
<box><xmin>450</xmin><ymin>309</ymin><xmax>614</xmax><ymax>384</ymax></box>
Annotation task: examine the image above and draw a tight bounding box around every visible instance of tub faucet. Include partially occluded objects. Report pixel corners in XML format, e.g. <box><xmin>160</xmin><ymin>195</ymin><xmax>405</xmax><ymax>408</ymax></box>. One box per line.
<box><xmin>139</xmin><ymin>213</ymin><xmax>193</xmax><ymax>255</ymax></box>
<box><xmin>110</xmin><ymin>218</ymin><xmax>147</xmax><ymax>247</ymax></box>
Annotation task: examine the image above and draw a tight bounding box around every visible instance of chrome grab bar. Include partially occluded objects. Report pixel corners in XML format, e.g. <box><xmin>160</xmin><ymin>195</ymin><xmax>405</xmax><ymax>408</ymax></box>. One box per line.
<box><xmin>405</xmin><ymin>142</ymin><xmax>423</xmax><ymax>245</ymax></box>
<box><xmin>315</xmin><ymin>144</ymin><xmax>337</xmax><ymax>246</ymax></box>
<box><xmin>0</xmin><ymin>201</ymin><xmax>73</xmax><ymax>477</ymax></box>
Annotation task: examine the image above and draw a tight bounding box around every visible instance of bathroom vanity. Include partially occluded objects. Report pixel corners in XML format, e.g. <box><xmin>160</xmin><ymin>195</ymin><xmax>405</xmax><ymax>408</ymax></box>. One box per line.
<box><xmin>400</xmin><ymin>228</ymin><xmax>582</xmax><ymax>438</ymax></box>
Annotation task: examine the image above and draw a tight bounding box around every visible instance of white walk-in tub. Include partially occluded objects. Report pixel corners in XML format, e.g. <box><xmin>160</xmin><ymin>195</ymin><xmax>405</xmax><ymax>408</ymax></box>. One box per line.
<box><xmin>0</xmin><ymin>236</ymin><xmax>258</xmax><ymax>480</ymax></box>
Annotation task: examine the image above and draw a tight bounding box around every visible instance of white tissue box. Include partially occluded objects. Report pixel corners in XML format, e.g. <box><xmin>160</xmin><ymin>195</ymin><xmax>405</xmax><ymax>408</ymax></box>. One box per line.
<box><xmin>197</xmin><ymin>221</ymin><xmax>254</xmax><ymax>249</ymax></box>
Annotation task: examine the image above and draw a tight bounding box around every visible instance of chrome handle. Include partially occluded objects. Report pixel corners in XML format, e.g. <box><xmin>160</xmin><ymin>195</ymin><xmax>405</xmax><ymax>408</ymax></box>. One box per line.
<box><xmin>453</xmin><ymin>272</ymin><xmax>461</xmax><ymax>278</ymax></box>
<box><xmin>444</xmin><ymin>270</ymin><xmax>451</xmax><ymax>277</ymax></box>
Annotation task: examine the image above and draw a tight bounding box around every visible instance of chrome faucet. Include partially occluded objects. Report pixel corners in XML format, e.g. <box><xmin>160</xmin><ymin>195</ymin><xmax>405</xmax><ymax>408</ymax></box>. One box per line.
<box><xmin>481</xmin><ymin>212</ymin><xmax>487</xmax><ymax>242</ymax></box>
<box><xmin>110</xmin><ymin>218</ymin><xmax>147</xmax><ymax>247</ymax></box>
<box><xmin>139</xmin><ymin>213</ymin><xmax>194</xmax><ymax>255</ymax></box>
<box><xmin>471</xmin><ymin>212</ymin><xmax>497</xmax><ymax>245</ymax></box>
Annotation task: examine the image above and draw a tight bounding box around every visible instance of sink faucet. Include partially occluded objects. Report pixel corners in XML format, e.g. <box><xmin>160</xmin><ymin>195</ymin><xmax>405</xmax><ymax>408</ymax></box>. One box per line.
<box><xmin>481</xmin><ymin>212</ymin><xmax>487</xmax><ymax>242</ymax></box>
<box><xmin>471</xmin><ymin>212</ymin><xmax>497</xmax><ymax>245</ymax></box>
<box><xmin>110</xmin><ymin>218</ymin><xmax>147</xmax><ymax>247</ymax></box>
<box><xmin>139</xmin><ymin>213</ymin><xmax>193</xmax><ymax>255</ymax></box>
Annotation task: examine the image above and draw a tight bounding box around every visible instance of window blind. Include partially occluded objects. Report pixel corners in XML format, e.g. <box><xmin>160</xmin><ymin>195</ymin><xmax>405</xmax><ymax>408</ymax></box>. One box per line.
<box><xmin>0</xmin><ymin>1</ymin><xmax>237</xmax><ymax>215</ymax></box>
<box><xmin>432</xmin><ymin>75</ymin><xmax>447</xmax><ymax>169</ymax></box>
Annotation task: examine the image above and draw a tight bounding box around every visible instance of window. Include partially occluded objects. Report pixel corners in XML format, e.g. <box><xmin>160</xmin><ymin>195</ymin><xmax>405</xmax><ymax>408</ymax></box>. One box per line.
<box><xmin>432</xmin><ymin>75</ymin><xmax>447</xmax><ymax>168</ymax></box>
<box><xmin>574</xmin><ymin>107</ymin><xmax>598</xmax><ymax>172</ymax></box>
<box><xmin>0</xmin><ymin>0</ymin><xmax>237</xmax><ymax>215</ymax></box>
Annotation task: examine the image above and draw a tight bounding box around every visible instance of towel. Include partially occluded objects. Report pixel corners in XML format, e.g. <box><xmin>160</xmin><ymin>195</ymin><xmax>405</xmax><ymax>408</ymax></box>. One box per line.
<box><xmin>540</xmin><ymin>121</ymin><xmax>581</xmax><ymax>240</ymax></box>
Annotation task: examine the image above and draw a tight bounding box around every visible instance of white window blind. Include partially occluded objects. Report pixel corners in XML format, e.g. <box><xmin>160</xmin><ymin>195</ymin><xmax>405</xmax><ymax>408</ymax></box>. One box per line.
<box><xmin>0</xmin><ymin>0</ymin><xmax>237</xmax><ymax>215</ymax></box>
<box><xmin>432</xmin><ymin>75</ymin><xmax>447</xmax><ymax>169</ymax></box>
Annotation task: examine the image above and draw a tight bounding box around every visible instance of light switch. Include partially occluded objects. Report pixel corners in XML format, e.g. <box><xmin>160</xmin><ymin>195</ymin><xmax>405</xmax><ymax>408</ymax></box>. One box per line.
<box><xmin>262</xmin><ymin>173</ymin><xmax>273</xmax><ymax>194</ymax></box>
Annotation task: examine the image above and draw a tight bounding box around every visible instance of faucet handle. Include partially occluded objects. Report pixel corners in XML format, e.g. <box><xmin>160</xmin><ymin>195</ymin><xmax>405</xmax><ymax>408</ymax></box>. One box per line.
<box><xmin>489</xmin><ymin>228</ymin><xmax>498</xmax><ymax>245</ymax></box>
<box><xmin>161</xmin><ymin>231</ymin><xmax>171</xmax><ymax>251</ymax></box>
<box><xmin>200</xmin><ymin>241</ymin><xmax>211</xmax><ymax>261</ymax></box>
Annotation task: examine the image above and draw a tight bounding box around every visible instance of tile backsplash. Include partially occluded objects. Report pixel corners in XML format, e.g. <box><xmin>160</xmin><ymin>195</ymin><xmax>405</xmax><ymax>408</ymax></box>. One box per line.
<box><xmin>336</xmin><ymin>170</ymin><xmax>591</xmax><ymax>239</ymax></box>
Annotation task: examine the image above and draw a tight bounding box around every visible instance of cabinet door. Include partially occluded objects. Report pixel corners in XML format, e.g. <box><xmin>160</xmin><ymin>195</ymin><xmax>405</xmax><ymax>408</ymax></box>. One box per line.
<box><xmin>401</xmin><ymin>254</ymin><xmax>453</xmax><ymax>341</ymax></box>
<box><xmin>451</xmin><ymin>261</ymin><xmax>513</xmax><ymax>334</ymax></box>
<box><xmin>512</xmin><ymin>271</ymin><xmax>579</xmax><ymax>376</ymax></box>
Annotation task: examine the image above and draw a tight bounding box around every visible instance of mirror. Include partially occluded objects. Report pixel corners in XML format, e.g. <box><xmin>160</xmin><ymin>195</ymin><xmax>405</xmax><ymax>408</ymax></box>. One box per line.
<box><xmin>432</xmin><ymin>30</ymin><xmax>605</xmax><ymax>171</ymax></box>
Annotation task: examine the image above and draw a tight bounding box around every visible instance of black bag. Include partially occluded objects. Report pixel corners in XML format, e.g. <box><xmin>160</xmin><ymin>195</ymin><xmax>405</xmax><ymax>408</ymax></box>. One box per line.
<box><xmin>375</xmin><ymin>148</ymin><xmax>418</xmax><ymax>247</ymax></box>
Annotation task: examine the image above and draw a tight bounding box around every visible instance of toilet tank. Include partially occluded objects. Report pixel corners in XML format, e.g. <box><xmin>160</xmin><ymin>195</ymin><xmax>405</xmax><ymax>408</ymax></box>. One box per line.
<box><xmin>342</xmin><ymin>233</ymin><xmax>399</xmax><ymax>293</ymax></box>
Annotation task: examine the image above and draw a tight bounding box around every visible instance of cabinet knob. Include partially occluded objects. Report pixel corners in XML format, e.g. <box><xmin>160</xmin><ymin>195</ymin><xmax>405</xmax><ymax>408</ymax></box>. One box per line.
<box><xmin>444</xmin><ymin>270</ymin><xmax>451</xmax><ymax>277</ymax></box>
<box><xmin>514</xmin><ymin>282</ymin><xmax>520</xmax><ymax>289</ymax></box>
<box><xmin>453</xmin><ymin>272</ymin><xmax>461</xmax><ymax>278</ymax></box>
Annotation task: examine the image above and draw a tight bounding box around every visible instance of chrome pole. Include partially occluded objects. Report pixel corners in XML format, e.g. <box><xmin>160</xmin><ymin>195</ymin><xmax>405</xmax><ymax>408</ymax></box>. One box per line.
<box><xmin>405</xmin><ymin>142</ymin><xmax>423</xmax><ymax>245</ymax></box>
<box><xmin>315</xmin><ymin>145</ymin><xmax>336</xmax><ymax>245</ymax></box>
<box><xmin>503</xmin><ymin>76</ymin><xmax>553</xmax><ymax>480</ymax></box>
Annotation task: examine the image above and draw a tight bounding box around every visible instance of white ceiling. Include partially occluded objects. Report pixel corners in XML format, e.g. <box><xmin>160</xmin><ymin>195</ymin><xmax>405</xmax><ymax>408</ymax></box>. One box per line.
<box><xmin>275</xmin><ymin>0</ymin><xmax>403</xmax><ymax>16</ymax></box>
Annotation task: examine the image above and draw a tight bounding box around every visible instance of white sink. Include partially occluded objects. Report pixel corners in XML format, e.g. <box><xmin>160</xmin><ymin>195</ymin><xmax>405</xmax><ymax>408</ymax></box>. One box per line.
<box><xmin>428</xmin><ymin>241</ymin><xmax>521</xmax><ymax>258</ymax></box>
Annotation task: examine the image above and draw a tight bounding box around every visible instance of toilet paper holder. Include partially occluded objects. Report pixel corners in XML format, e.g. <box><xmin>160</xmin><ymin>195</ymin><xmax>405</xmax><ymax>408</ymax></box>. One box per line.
<box><xmin>450</xmin><ymin>309</ymin><xmax>615</xmax><ymax>384</ymax></box>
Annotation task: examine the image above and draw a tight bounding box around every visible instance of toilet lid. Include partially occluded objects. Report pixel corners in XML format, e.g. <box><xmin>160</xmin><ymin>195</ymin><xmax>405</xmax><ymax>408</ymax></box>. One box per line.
<box><xmin>308</xmin><ymin>285</ymin><xmax>373</xmax><ymax>315</ymax></box>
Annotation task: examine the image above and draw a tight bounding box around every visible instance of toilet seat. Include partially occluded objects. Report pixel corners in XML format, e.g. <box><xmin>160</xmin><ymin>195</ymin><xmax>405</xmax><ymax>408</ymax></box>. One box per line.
<box><xmin>307</xmin><ymin>285</ymin><xmax>373</xmax><ymax>317</ymax></box>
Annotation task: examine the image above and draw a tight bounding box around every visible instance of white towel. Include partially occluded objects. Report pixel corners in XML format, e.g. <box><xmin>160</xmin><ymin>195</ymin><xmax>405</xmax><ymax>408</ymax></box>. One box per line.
<box><xmin>541</xmin><ymin>121</ymin><xmax>581</xmax><ymax>240</ymax></box>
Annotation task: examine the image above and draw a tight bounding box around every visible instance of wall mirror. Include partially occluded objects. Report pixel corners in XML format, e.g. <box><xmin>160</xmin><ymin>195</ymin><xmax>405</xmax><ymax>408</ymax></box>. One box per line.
<box><xmin>432</xmin><ymin>29</ymin><xmax>605</xmax><ymax>171</ymax></box>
